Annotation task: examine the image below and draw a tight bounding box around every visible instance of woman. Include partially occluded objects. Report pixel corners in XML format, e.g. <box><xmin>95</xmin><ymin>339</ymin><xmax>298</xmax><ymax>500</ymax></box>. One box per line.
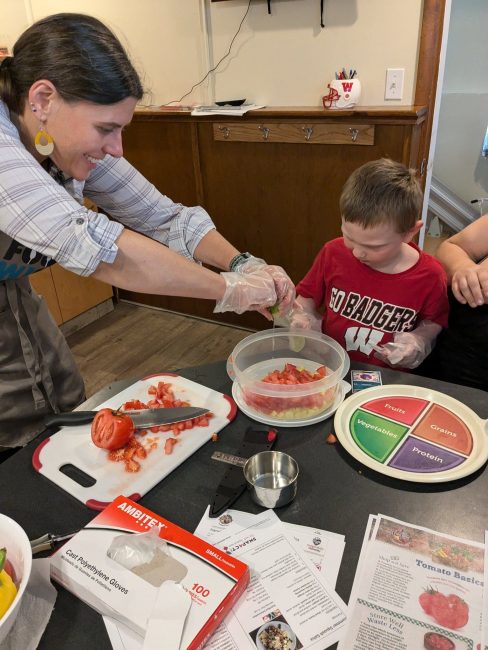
<box><xmin>0</xmin><ymin>13</ymin><xmax>294</xmax><ymax>447</ymax></box>
<box><xmin>418</xmin><ymin>215</ymin><xmax>488</xmax><ymax>390</ymax></box>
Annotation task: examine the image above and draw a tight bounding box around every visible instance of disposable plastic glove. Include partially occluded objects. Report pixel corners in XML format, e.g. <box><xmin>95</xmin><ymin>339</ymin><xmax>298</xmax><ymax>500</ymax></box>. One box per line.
<box><xmin>373</xmin><ymin>321</ymin><xmax>442</xmax><ymax>369</ymax></box>
<box><xmin>214</xmin><ymin>270</ymin><xmax>277</xmax><ymax>315</ymax></box>
<box><xmin>287</xmin><ymin>300</ymin><xmax>323</xmax><ymax>332</ymax></box>
<box><xmin>234</xmin><ymin>256</ymin><xmax>295</xmax><ymax>315</ymax></box>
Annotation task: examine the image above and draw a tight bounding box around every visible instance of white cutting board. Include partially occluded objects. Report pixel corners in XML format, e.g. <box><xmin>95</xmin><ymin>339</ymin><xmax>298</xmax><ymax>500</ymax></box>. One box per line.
<box><xmin>33</xmin><ymin>373</ymin><xmax>236</xmax><ymax>510</ymax></box>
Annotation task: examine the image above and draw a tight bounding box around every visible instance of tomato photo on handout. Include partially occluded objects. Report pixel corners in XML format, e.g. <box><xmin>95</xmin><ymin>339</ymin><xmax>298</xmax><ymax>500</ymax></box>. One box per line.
<box><xmin>430</xmin><ymin>593</ymin><xmax>469</xmax><ymax>629</ymax></box>
<box><xmin>419</xmin><ymin>588</ymin><xmax>469</xmax><ymax>630</ymax></box>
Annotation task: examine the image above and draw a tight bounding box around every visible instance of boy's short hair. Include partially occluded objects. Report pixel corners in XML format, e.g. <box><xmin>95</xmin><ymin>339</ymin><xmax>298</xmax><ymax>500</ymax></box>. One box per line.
<box><xmin>339</xmin><ymin>158</ymin><xmax>423</xmax><ymax>233</ymax></box>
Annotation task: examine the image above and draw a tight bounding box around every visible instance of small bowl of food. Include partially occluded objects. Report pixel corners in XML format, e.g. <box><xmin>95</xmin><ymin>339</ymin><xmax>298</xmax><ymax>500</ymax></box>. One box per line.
<box><xmin>229</xmin><ymin>328</ymin><xmax>350</xmax><ymax>422</ymax></box>
<box><xmin>256</xmin><ymin>621</ymin><xmax>297</xmax><ymax>650</ymax></box>
<box><xmin>0</xmin><ymin>514</ymin><xmax>32</xmax><ymax>643</ymax></box>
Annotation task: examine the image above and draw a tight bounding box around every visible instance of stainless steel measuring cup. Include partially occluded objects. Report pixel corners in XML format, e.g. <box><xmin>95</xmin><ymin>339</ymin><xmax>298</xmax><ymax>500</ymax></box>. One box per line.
<box><xmin>243</xmin><ymin>451</ymin><xmax>299</xmax><ymax>508</ymax></box>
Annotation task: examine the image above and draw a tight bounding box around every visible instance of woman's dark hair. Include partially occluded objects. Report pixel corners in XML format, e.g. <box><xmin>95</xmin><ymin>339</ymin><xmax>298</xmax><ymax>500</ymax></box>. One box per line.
<box><xmin>0</xmin><ymin>13</ymin><xmax>143</xmax><ymax>114</ymax></box>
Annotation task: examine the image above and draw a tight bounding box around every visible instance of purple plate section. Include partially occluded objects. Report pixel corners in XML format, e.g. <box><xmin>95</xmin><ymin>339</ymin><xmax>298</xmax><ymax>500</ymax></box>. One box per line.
<box><xmin>389</xmin><ymin>436</ymin><xmax>466</xmax><ymax>473</ymax></box>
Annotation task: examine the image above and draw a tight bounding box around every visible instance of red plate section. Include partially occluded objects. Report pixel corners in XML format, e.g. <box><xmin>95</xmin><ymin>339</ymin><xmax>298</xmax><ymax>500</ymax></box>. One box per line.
<box><xmin>361</xmin><ymin>396</ymin><xmax>429</xmax><ymax>425</ymax></box>
<box><xmin>411</xmin><ymin>403</ymin><xmax>473</xmax><ymax>455</ymax></box>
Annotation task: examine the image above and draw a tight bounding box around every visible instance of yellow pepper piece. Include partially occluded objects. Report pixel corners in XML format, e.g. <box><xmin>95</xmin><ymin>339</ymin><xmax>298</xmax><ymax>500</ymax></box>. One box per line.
<box><xmin>0</xmin><ymin>570</ymin><xmax>17</xmax><ymax>619</ymax></box>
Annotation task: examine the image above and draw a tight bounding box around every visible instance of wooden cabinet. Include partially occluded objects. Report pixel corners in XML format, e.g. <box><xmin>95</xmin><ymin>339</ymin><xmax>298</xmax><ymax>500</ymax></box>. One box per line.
<box><xmin>120</xmin><ymin>106</ymin><xmax>427</xmax><ymax>329</ymax></box>
<box><xmin>29</xmin><ymin>199</ymin><xmax>114</xmax><ymax>328</ymax></box>
<box><xmin>30</xmin><ymin>266</ymin><xmax>113</xmax><ymax>326</ymax></box>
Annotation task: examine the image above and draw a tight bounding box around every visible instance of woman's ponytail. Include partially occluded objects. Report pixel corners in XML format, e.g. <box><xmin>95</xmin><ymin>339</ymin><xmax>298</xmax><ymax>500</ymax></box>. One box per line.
<box><xmin>0</xmin><ymin>56</ymin><xmax>15</xmax><ymax>109</ymax></box>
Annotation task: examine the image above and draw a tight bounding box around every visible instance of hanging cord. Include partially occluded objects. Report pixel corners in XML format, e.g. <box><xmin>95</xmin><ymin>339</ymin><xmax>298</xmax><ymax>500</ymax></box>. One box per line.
<box><xmin>161</xmin><ymin>0</ymin><xmax>252</xmax><ymax>106</ymax></box>
<box><xmin>321</xmin><ymin>0</ymin><xmax>325</xmax><ymax>28</ymax></box>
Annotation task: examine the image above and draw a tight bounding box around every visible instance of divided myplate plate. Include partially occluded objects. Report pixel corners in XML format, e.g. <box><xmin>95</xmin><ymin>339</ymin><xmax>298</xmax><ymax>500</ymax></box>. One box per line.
<box><xmin>33</xmin><ymin>374</ymin><xmax>236</xmax><ymax>509</ymax></box>
<box><xmin>334</xmin><ymin>384</ymin><xmax>488</xmax><ymax>483</ymax></box>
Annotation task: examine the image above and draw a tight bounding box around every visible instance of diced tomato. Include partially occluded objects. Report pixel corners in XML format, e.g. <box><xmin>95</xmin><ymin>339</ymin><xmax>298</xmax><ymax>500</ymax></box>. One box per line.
<box><xmin>103</xmin><ymin>380</ymin><xmax>215</xmax><ymax>473</ymax></box>
<box><xmin>122</xmin><ymin>399</ymin><xmax>148</xmax><ymax>410</ymax></box>
<box><xmin>125</xmin><ymin>458</ymin><xmax>141</xmax><ymax>473</ymax></box>
<box><xmin>164</xmin><ymin>438</ymin><xmax>178</xmax><ymax>455</ymax></box>
<box><xmin>262</xmin><ymin>363</ymin><xmax>327</xmax><ymax>385</ymax></box>
<box><xmin>243</xmin><ymin>363</ymin><xmax>335</xmax><ymax>417</ymax></box>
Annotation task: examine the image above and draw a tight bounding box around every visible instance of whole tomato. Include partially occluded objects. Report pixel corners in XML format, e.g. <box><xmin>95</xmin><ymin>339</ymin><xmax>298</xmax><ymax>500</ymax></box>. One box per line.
<box><xmin>419</xmin><ymin>588</ymin><xmax>436</xmax><ymax>615</ymax></box>
<box><xmin>91</xmin><ymin>408</ymin><xmax>135</xmax><ymax>450</ymax></box>
<box><xmin>431</xmin><ymin>592</ymin><xmax>469</xmax><ymax>629</ymax></box>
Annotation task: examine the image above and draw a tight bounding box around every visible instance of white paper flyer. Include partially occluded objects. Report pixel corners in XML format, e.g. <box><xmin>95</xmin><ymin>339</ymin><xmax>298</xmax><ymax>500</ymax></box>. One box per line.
<box><xmin>340</xmin><ymin>514</ymin><xmax>484</xmax><ymax>650</ymax></box>
<box><xmin>196</xmin><ymin>509</ymin><xmax>347</xmax><ymax>650</ymax></box>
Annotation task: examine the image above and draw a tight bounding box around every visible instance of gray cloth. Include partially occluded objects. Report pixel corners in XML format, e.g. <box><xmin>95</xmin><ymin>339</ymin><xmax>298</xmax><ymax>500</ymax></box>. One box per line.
<box><xmin>0</xmin><ymin>277</ymin><xmax>85</xmax><ymax>447</ymax></box>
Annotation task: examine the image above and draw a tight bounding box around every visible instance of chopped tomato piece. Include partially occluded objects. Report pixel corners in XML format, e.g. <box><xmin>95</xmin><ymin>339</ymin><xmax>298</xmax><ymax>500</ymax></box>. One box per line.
<box><xmin>164</xmin><ymin>438</ymin><xmax>178</xmax><ymax>455</ymax></box>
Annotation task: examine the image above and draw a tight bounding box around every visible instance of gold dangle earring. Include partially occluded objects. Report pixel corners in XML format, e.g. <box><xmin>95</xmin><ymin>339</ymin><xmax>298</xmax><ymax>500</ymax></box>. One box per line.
<box><xmin>34</xmin><ymin>121</ymin><xmax>54</xmax><ymax>156</ymax></box>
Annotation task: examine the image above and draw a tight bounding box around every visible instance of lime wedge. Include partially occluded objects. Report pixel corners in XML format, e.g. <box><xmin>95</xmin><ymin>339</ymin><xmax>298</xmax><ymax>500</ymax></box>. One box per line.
<box><xmin>289</xmin><ymin>336</ymin><xmax>305</xmax><ymax>352</ymax></box>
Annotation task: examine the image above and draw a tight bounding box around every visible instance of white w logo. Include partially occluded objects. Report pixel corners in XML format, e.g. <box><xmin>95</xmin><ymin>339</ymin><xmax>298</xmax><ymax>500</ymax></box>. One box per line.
<box><xmin>344</xmin><ymin>327</ymin><xmax>384</xmax><ymax>354</ymax></box>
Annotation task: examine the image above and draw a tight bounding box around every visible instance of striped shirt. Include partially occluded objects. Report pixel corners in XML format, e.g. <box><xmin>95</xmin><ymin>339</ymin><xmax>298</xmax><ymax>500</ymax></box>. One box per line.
<box><xmin>0</xmin><ymin>100</ymin><xmax>215</xmax><ymax>280</ymax></box>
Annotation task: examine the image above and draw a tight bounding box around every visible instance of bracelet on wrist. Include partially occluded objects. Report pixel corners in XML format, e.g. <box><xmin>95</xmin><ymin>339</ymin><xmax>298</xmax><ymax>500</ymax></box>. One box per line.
<box><xmin>229</xmin><ymin>252</ymin><xmax>252</xmax><ymax>272</ymax></box>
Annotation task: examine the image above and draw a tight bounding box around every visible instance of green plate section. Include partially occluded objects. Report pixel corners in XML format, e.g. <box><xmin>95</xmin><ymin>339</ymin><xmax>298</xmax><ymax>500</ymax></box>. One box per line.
<box><xmin>350</xmin><ymin>408</ymin><xmax>409</xmax><ymax>463</ymax></box>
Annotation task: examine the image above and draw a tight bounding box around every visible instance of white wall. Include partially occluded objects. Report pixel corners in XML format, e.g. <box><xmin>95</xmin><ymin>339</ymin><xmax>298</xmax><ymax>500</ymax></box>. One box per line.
<box><xmin>26</xmin><ymin>1</ymin><xmax>208</xmax><ymax>107</ymax></box>
<box><xmin>0</xmin><ymin>1</ymin><xmax>31</xmax><ymax>52</ymax></box>
<box><xmin>5</xmin><ymin>0</ymin><xmax>423</xmax><ymax>108</ymax></box>
<box><xmin>433</xmin><ymin>0</ymin><xmax>488</xmax><ymax>203</ymax></box>
<box><xmin>207</xmin><ymin>0</ymin><xmax>422</xmax><ymax>106</ymax></box>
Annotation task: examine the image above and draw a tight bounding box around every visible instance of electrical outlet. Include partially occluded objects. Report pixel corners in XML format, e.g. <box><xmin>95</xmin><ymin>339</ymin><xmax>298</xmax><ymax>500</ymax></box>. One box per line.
<box><xmin>385</xmin><ymin>68</ymin><xmax>404</xmax><ymax>100</ymax></box>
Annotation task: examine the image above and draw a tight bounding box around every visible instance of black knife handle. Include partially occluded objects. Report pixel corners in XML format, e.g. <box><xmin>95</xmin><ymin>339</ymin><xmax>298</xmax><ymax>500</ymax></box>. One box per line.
<box><xmin>44</xmin><ymin>411</ymin><xmax>97</xmax><ymax>428</ymax></box>
<box><xmin>209</xmin><ymin>427</ymin><xmax>278</xmax><ymax>518</ymax></box>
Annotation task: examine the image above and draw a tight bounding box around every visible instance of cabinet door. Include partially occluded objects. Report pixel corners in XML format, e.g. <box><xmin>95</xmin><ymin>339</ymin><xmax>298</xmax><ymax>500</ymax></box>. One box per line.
<box><xmin>50</xmin><ymin>265</ymin><xmax>113</xmax><ymax>323</ymax></box>
<box><xmin>30</xmin><ymin>266</ymin><xmax>113</xmax><ymax>324</ymax></box>
<box><xmin>29</xmin><ymin>268</ymin><xmax>63</xmax><ymax>325</ymax></box>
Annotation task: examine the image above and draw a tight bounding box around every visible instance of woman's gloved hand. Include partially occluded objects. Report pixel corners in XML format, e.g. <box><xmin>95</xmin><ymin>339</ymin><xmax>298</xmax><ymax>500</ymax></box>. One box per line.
<box><xmin>214</xmin><ymin>270</ymin><xmax>277</xmax><ymax>315</ymax></box>
<box><xmin>234</xmin><ymin>256</ymin><xmax>295</xmax><ymax>315</ymax></box>
<box><xmin>287</xmin><ymin>299</ymin><xmax>322</xmax><ymax>332</ymax></box>
<box><xmin>373</xmin><ymin>321</ymin><xmax>442</xmax><ymax>369</ymax></box>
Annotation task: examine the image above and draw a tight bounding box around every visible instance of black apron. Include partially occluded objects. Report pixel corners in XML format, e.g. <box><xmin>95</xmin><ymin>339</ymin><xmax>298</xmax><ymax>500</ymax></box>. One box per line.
<box><xmin>416</xmin><ymin>290</ymin><xmax>488</xmax><ymax>392</ymax></box>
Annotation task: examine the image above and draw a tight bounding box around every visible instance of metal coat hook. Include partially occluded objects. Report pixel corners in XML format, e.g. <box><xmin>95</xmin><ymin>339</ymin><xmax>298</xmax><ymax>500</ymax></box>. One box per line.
<box><xmin>349</xmin><ymin>128</ymin><xmax>359</xmax><ymax>142</ymax></box>
<box><xmin>302</xmin><ymin>126</ymin><xmax>314</xmax><ymax>141</ymax></box>
<box><xmin>259</xmin><ymin>125</ymin><xmax>270</xmax><ymax>141</ymax></box>
<box><xmin>267</xmin><ymin>0</ymin><xmax>325</xmax><ymax>28</ymax></box>
<box><xmin>218</xmin><ymin>126</ymin><xmax>230</xmax><ymax>140</ymax></box>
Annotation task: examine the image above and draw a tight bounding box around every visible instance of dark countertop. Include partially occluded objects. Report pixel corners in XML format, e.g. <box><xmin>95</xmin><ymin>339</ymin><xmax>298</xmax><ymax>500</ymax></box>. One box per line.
<box><xmin>1</xmin><ymin>361</ymin><xmax>487</xmax><ymax>649</ymax></box>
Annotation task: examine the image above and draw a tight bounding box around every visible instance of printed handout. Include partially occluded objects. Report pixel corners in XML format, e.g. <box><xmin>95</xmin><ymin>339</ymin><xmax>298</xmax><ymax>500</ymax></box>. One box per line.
<box><xmin>340</xmin><ymin>514</ymin><xmax>484</xmax><ymax>650</ymax></box>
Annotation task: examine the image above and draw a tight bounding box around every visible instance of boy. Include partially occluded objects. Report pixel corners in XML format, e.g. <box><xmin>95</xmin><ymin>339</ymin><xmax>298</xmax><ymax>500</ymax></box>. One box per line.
<box><xmin>291</xmin><ymin>159</ymin><xmax>448</xmax><ymax>369</ymax></box>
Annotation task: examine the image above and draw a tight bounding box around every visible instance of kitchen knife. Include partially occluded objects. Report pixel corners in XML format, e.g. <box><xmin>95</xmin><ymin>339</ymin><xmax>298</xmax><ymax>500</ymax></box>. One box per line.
<box><xmin>209</xmin><ymin>427</ymin><xmax>277</xmax><ymax>518</ymax></box>
<box><xmin>44</xmin><ymin>406</ymin><xmax>209</xmax><ymax>429</ymax></box>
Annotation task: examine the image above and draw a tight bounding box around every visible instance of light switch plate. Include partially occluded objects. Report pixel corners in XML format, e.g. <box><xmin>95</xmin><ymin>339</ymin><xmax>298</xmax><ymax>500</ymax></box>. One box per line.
<box><xmin>385</xmin><ymin>68</ymin><xmax>404</xmax><ymax>100</ymax></box>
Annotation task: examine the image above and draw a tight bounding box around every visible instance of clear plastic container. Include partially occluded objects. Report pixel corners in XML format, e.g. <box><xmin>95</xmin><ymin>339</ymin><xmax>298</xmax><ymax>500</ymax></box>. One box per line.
<box><xmin>228</xmin><ymin>328</ymin><xmax>350</xmax><ymax>420</ymax></box>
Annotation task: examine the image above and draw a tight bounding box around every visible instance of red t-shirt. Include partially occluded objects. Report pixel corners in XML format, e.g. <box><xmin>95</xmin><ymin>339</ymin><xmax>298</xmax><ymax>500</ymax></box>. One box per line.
<box><xmin>296</xmin><ymin>238</ymin><xmax>449</xmax><ymax>367</ymax></box>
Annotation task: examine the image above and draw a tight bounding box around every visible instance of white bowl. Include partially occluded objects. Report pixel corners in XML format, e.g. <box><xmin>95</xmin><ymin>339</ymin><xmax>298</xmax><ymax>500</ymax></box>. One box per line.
<box><xmin>0</xmin><ymin>514</ymin><xmax>32</xmax><ymax>643</ymax></box>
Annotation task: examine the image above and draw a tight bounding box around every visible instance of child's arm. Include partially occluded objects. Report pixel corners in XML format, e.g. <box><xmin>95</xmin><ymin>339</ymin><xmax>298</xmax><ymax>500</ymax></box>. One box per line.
<box><xmin>436</xmin><ymin>214</ymin><xmax>488</xmax><ymax>307</ymax></box>
<box><xmin>288</xmin><ymin>295</ymin><xmax>323</xmax><ymax>331</ymax></box>
<box><xmin>374</xmin><ymin>320</ymin><xmax>442</xmax><ymax>369</ymax></box>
